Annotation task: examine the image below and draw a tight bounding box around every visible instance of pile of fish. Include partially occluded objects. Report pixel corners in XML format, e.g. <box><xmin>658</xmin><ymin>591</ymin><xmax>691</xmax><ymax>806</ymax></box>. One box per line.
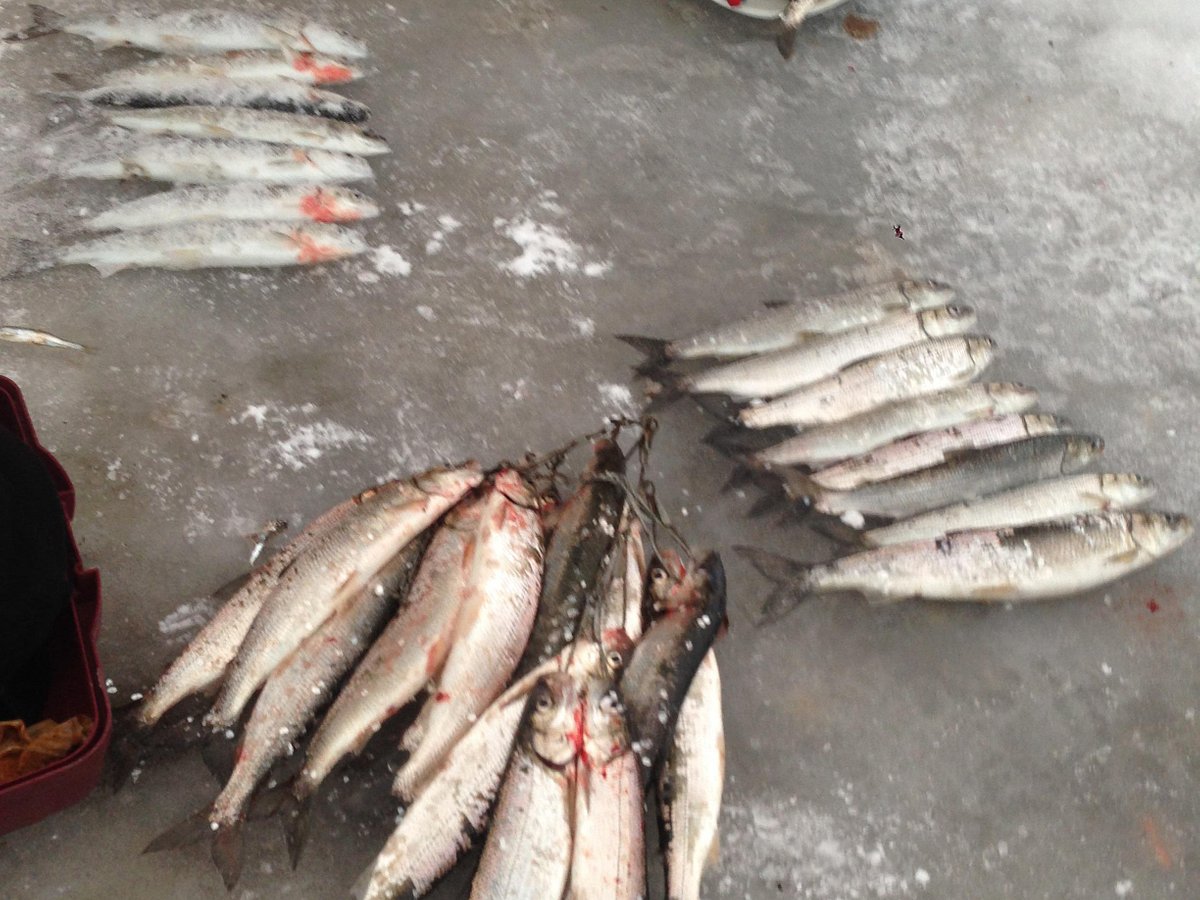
<box><xmin>119</xmin><ymin>429</ymin><xmax>727</xmax><ymax>899</ymax></box>
<box><xmin>622</xmin><ymin>278</ymin><xmax>1192</xmax><ymax>618</ymax></box>
<box><xmin>5</xmin><ymin>6</ymin><xmax>381</xmax><ymax>275</ymax></box>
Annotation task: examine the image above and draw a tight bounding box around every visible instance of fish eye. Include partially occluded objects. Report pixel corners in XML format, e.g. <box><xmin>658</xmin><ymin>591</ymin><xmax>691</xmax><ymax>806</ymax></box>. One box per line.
<box><xmin>605</xmin><ymin>650</ymin><xmax>624</xmax><ymax>669</ymax></box>
<box><xmin>534</xmin><ymin>692</ymin><xmax>552</xmax><ymax>711</ymax></box>
<box><xmin>651</xmin><ymin>567</ymin><xmax>668</xmax><ymax>583</ymax></box>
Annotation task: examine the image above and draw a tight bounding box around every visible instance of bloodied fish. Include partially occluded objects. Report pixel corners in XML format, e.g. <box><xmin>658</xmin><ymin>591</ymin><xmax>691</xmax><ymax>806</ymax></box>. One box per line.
<box><xmin>674</xmin><ymin>305</ymin><xmax>976</xmax><ymax>402</ymax></box>
<box><xmin>862</xmin><ymin>473</ymin><xmax>1157</xmax><ymax>547</ymax></box>
<box><xmin>746</xmin><ymin>382</ymin><xmax>1040</xmax><ymax>468</ymax></box>
<box><xmin>204</xmin><ymin>464</ymin><xmax>482</xmax><ymax>730</ymax></box>
<box><xmin>104</xmin><ymin>106</ymin><xmax>389</xmax><ymax>156</ymax></box>
<box><xmin>62</xmin><ymin>133</ymin><xmax>373</xmax><ymax>185</ymax></box>
<box><xmin>740</xmin><ymin>511</ymin><xmax>1193</xmax><ymax>619</ymax></box>
<box><xmin>515</xmin><ymin>439</ymin><xmax>626</xmax><ymax>677</ymax></box>
<box><xmin>5</xmin><ymin>6</ymin><xmax>368</xmax><ymax>58</ymax></box>
<box><xmin>621</xmin><ymin>552</ymin><xmax>726</xmax><ymax>786</ymax></box>
<box><xmin>392</xmin><ymin>469</ymin><xmax>544</xmax><ymax>800</ymax></box>
<box><xmin>468</xmin><ymin>672</ymin><xmax>579</xmax><ymax>900</ymax></box>
<box><xmin>63</xmin><ymin>74</ymin><xmax>370</xmax><ymax>123</ymax></box>
<box><xmin>17</xmin><ymin>221</ymin><xmax>368</xmax><ymax>277</ymax></box>
<box><xmin>86</xmin><ymin>185</ymin><xmax>379</xmax><ymax>231</ymax></box>
<box><xmin>102</xmin><ymin>48</ymin><xmax>363</xmax><ymax>85</ymax></box>
<box><xmin>143</xmin><ymin>538</ymin><xmax>428</xmax><ymax>890</ymax></box>
<box><xmin>618</xmin><ymin>279</ymin><xmax>953</xmax><ymax>364</ymax></box>
<box><xmin>782</xmin><ymin>433</ymin><xmax>1106</xmax><ymax>520</ymax></box>
<box><xmin>282</xmin><ymin>495</ymin><xmax>488</xmax><ymax>864</ymax></box>
<box><xmin>659</xmin><ymin>650</ymin><xmax>724</xmax><ymax>900</ymax></box>
<box><xmin>809</xmin><ymin>413</ymin><xmax>1067</xmax><ymax>491</ymax></box>
<box><xmin>739</xmin><ymin>336</ymin><xmax>996</xmax><ymax>430</ymax></box>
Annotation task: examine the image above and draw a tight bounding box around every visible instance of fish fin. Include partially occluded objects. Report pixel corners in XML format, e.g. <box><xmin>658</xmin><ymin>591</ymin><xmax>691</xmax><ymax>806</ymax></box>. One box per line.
<box><xmin>1108</xmin><ymin>548</ymin><xmax>1142</xmax><ymax>566</ymax></box>
<box><xmin>3</xmin><ymin>4</ymin><xmax>64</xmax><ymax>41</ymax></box>
<box><xmin>105</xmin><ymin>717</ymin><xmax>150</xmax><ymax>791</ymax></box>
<box><xmin>808</xmin><ymin>515</ymin><xmax>868</xmax><ymax>547</ymax></box>
<box><xmin>690</xmin><ymin>392</ymin><xmax>741</xmax><ymax>423</ymax></box>
<box><xmin>747</xmin><ymin>489</ymin><xmax>790</xmax><ymax>519</ymax></box>
<box><xmin>50</xmin><ymin>71</ymin><xmax>89</xmax><ymax>89</ymax></box>
<box><xmin>199</xmin><ymin>734</ymin><xmax>237</xmax><ymax>783</ymax></box>
<box><xmin>866</xmin><ymin>594</ymin><xmax>912</xmax><ymax>607</ymax></box>
<box><xmin>211</xmin><ymin>819</ymin><xmax>244</xmax><ymax>891</ymax></box>
<box><xmin>969</xmin><ymin>584</ymin><xmax>1019</xmax><ymax>601</ymax></box>
<box><xmin>246</xmin><ymin>783</ymin><xmax>287</xmax><ymax>821</ymax></box>
<box><xmin>203</xmin><ymin>124</ymin><xmax>237</xmax><ymax>139</ymax></box>
<box><xmin>733</xmin><ymin>545</ymin><xmax>813</xmax><ymax>624</ymax></box>
<box><xmin>92</xmin><ymin>261</ymin><xmax>127</xmax><ymax>278</ymax></box>
<box><xmin>142</xmin><ymin>807</ymin><xmax>213</xmax><ymax>854</ymax></box>
<box><xmin>776</xmin><ymin>25</ymin><xmax>799</xmax><ymax>60</ymax></box>
<box><xmin>777</xmin><ymin>469</ymin><xmax>824</xmax><ymax>506</ymax></box>
<box><xmin>704</xmin><ymin>423</ymin><xmax>796</xmax><ymax>455</ymax></box>
<box><xmin>615</xmin><ymin>333</ymin><xmax>669</xmax><ymax>366</ymax></box>
<box><xmin>720</xmin><ymin>463</ymin><xmax>757</xmax><ymax>493</ymax></box>
<box><xmin>279</xmin><ymin>791</ymin><xmax>313</xmax><ymax>869</ymax></box>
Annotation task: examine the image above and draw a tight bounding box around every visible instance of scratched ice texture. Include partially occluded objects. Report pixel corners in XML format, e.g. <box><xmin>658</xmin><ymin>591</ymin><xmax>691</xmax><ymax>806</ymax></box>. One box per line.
<box><xmin>0</xmin><ymin>0</ymin><xmax>1197</xmax><ymax>897</ymax></box>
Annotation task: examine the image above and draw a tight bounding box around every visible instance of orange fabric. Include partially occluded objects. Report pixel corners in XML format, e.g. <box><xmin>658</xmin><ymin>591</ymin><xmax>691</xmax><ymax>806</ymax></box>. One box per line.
<box><xmin>0</xmin><ymin>716</ymin><xmax>92</xmax><ymax>783</ymax></box>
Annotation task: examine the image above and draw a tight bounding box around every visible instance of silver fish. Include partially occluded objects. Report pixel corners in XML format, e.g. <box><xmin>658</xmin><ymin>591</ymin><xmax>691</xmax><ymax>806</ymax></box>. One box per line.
<box><xmin>630</xmin><ymin>279</ymin><xmax>954</xmax><ymax>362</ymax></box>
<box><xmin>6</xmin><ymin>6</ymin><xmax>368</xmax><ymax>58</ymax></box>
<box><xmin>786</xmin><ymin>433</ymin><xmax>1105</xmax><ymax>520</ymax></box>
<box><xmin>392</xmin><ymin>470</ymin><xmax>544</xmax><ymax>800</ymax></box>
<box><xmin>68</xmin><ymin>74</ymin><xmax>370</xmax><ymax>123</ymax></box>
<box><xmin>749</xmin><ymin>382</ymin><xmax>1040</xmax><ymax>468</ymax></box>
<box><xmin>103</xmin><ymin>49</ymin><xmax>363</xmax><ymax>86</ymax></box>
<box><xmin>86</xmin><ymin>185</ymin><xmax>379</xmax><ymax>232</ymax></box>
<box><xmin>35</xmin><ymin>222</ymin><xmax>367</xmax><ymax>277</ymax></box>
<box><xmin>740</xmin><ymin>336</ymin><xmax>996</xmax><ymax>429</ymax></box>
<box><xmin>469</xmin><ymin>673</ymin><xmax>579</xmax><ymax>900</ymax></box>
<box><xmin>659</xmin><ymin>650</ymin><xmax>724</xmax><ymax>900</ymax></box>
<box><xmin>200</xmin><ymin>538</ymin><xmax>425</xmax><ymax>890</ymax></box>
<box><xmin>593</xmin><ymin>511</ymin><xmax>648</xmax><ymax>644</ymax></box>
<box><xmin>205</xmin><ymin>465</ymin><xmax>482</xmax><ymax>729</ymax></box>
<box><xmin>105</xmin><ymin>107</ymin><xmax>389</xmax><ymax>156</ymax></box>
<box><xmin>682</xmin><ymin>305</ymin><xmax>976</xmax><ymax>401</ymax></box>
<box><xmin>741</xmin><ymin>511</ymin><xmax>1193</xmax><ymax>618</ymax></box>
<box><xmin>64</xmin><ymin>132</ymin><xmax>373</xmax><ymax>185</ymax></box>
<box><xmin>810</xmin><ymin>413</ymin><xmax>1067</xmax><ymax>491</ymax></box>
<box><xmin>0</xmin><ymin>326</ymin><xmax>85</xmax><ymax>351</ymax></box>
<box><xmin>863</xmin><ymin>473</ymin><xmax>1157</xmax><ymax>547</ymax></box>
<box><xmin>134</xmin><ymin>489</ymin><xmax>369</xmax><ymax>729</ymax></box>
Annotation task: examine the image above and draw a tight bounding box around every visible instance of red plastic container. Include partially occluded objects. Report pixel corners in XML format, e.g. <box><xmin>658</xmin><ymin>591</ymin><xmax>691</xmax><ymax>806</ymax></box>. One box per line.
<box><xmin>0</xmin><ymin>377</ymin><xmax>109</xmax><ymax>836</ymax></box>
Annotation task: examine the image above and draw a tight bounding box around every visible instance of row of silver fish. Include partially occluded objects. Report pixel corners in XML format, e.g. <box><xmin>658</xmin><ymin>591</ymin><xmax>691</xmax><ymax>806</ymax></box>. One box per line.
<box><xmin>128</xmin><ymin>439</ymin><xmax>728</xmax><ymax>899</ymax></box>
<box><xmin>6</xmin><ymin>6</ymin><xmax>383</xmax><ymax>275</ymax></box>
<box><xmin>622</xmin><ymin>278</ymin><xmax>1191</xmax><ymax>617</ymax></box>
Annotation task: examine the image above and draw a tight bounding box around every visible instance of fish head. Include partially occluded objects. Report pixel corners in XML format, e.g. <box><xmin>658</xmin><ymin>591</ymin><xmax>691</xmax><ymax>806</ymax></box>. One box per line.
<box><xmin>922</xmin><ymin>304</ymin><xmax>976</xmax><ymax>336</ymax></box>
<box><xmin>298</xmin><ymin>24</ymin><xmax>368</xmax><ymax>59</ymax></box>
<box><xmin>527</xmin><ymin>672</ymin><xmax>580</xmax><ymax>768</ymax></box>
<box><xmin>965</xmin><ymin>336</ymin><xmax>997</xmax><ymax>368</ymax></box>
<box><xmin>581</xmin><ymin>676</ymin><xmax>629</xmax><ymax>767</ymax></box>
<box><xmin>901</xmin><ymin>279</ymin><xmax>956</xmax><ymax>307</ymax></box>
<box><xmin>415</xmin><ymin>462</ymin><xmax>483</xmax><ymax>499</ymax></box>
<box><xmin>1099</xmin><ymin>473</ymin><xmax>1157</xmax><ymax>506</ymax></box>
<box><xmin>490</xmin><ymin>467</ymin><xmax>540</xmax><ymax>509</ymax></box>
<box><xmin>987</xmin><ymin>382</ymin><xmax>1040</xmax><ymax>413</ymax></box>
<box><xmin>1061</xmin><ymin>434</ymin><xmax>1105</xmax><ymax>471</ymax></box>
<box><xmin>1025</xmin><ymin>413</ymin><xmax>1069</xmax><ymax>435</ymax></box>
<box><xmin>1130</xmin><ymin>511</ymin><xmax>1193</xmax><ymax>557</ymax></box>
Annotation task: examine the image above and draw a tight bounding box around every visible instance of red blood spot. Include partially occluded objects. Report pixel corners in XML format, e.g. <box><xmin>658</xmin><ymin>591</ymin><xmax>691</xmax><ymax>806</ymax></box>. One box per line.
<box><xmin>568</xmin><ymin>703</ymin><xmax>591</xmax><ymax>769</ymax></box>
<box><xmin>234</xmin><ymin>747</ymin><xmax>247</xmax><ymax>764</ymax></box>
<box><xmin>434</xmin><ymin>691</ymin><xmax>450</xmax><ymax>703</ymax></box>
<box><xmin>293</xmin><ymin>231</ymin><xmax>342</xmax><ymax>264</ymax></box>
<box><xmin>894</xmin><ymin>225</ymin><xmax>905</xmax><ymax>240</ymax></box>
<box><xmin>292</xmin><ymin>52</ymin><xmax>355</xmax><ymax>84</ymax></box>
<box><xmin>424</xmin><ymin>639</ymin><xmax>443</xmax><ymax>675</ymax></box>
<box><xmin>1147</xmin><ymin>599</ymin><xmax>1160</xmax><ymax>613</ymax></box>
<box><xmin>728</xmin><ymin>0</ymin><xmax>741</xmax><ymax>6</ymax></box>
<box><xmin>299</xmin><ymin>189</ymin><xmax>360</xmax><ymax>223</ymax></box>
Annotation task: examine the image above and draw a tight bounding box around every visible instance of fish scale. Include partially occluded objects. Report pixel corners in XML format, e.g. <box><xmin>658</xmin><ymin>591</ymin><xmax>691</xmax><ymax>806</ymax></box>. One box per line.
<box><xmin>204</xmin><ymin>466</ymin><xmax>481</xmax><ymax>730</ymax></box>
<box><xmin>740</xmin><ymin>336</ymin><xmax>996</xmax><ymax>429</ymax></box>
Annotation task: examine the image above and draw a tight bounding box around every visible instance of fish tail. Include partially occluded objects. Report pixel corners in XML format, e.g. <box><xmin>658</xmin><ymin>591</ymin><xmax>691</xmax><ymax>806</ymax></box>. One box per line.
<box><xmin>703</xmin><ymin>423</ymin><xmax>795</xmax><ymax>454</ymax></box>
<box><xmin>211</xmin><ymin>818</ymin><xmax>245</xmax><ymax>891</ymax></box>
<box><xmin>808</xmin><ymin>515</ymin><xmax>869</xmax><ymax>547</ymax></box>
<box><xmin>199</xmin><ymin>733</ymin><xmax>237</xmax><ymax>783</ymax></box>
<box><xmin>142</xmin><ymin>806</ymin><xmax>214</xmax><ymax>854</ymax></box>
<box><xmin>4</xmin><ymin>4</ymin><xmax>64</xmax><ymax>41</ymax></box>
<box><xmin>734</xmin><ymin>545</ymin><xmax>815</xmax><ymax>623</ymax></box>
<box><xmin>105</xmin><ymin>709</ymin><xmax>152</xmax><ymax>791</ymax></box>
<box><xmin>776</xmin><ymin>26</ymin><xmax>799</xmax><ymax>60</ymax></box>
<box><xmin>777</xmin><ymin>468</ymin><xmax>824</xmax><ymax>509</ymax></box>
<box><xmin>279</xmin><ymin>790</ymin><xmax>313</xmax><ymax>870</ymax></box>
<box><xmin>615</xmin><ymin>333</ymin><xmax>670</xmax><ymax>370</ymax></box>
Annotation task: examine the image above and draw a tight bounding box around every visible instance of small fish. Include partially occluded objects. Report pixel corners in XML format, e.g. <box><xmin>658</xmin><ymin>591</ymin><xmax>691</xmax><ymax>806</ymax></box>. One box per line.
<box><xmin>783</xmin><ymin>433</ymin><xmax>1106</xmax><ymax>520</ymax></box>
<box><xmin>102</xmin><ymin>49</ymin><xmax>363</xmax><ymax>86</ymax></box>
<box><xmin>247</xmin><ymin>518</ymin><xmax>287</xmax><ymax>566</ymax></box>
<box><xmin>19</xmin><ymin>221</ymin><xmax>367</xmax><ymax>277</ymax></box>
<box><xmin>592</xmin><ymin>510</ymin><xmax>648</xmax><ymax>644</ymax></box>
<box><xmin>621</xmin><ymin>552</ymin><xmax>727</xmax><ymax>786</ymax></box>
<box><xmin>63</xmin><ymin>133</ymin><xmax>374</xmax><ymax>185</ymax></box>
<box><xmin>87</xmin><ymin>185</ymin><xmax>379</xmax><ymax>232</ymax></box>
<box><xmin>515</xmin><ymin>439</ymin><xmax>625</xmax><ymax>677</ymax></box>
<box><xmin>392</xmin><ymin>470</ymin><xmax>545</xmax><ymax>800</ymax></box>
<box><xmin>619</xmin><ymin>279</ymin><xmax>953</xmax><ymax>364</ymax></box>
<box><xmin>205</xmin><ymin>465</ymin><xmax>482</xmax><ymax>730</ymax></box>
<box><xmin>748</xmin><ymin>382</ymin><xmax>1040</xmax><ymax>468</ymax></box>
<box><xmin>469</xmin><ymin>673</ymin><xmax>580</xmax><ymax>900</ymax></box>
<box><xmin>740</xmin><ymin>511</ymin><xmax>1193</xmax><ymax>619</ymax></box>
<box><xmin>809</xmin><ymin>413</ymin><xmax>1067</xmax><ymax>491</ymax></box>
<box><xmin>5</xmin><ymin>6</ymin><xmax>368</xmax><ymax>59</ymax></box>
<box><xmin>659</xmin><ymin>650</ymin><xmax>724</xmax><ymax>900</ymax></box>
<box><xmin>740</xmin><ymin>336</ymin><xmax>996</xmax><ymax>429</ymax></box>
<box><xmin>862</xmin><ymin>473</ymin><xmax>1157</xmax><ymax>547</ymax></box>
<box><xmin>63</xmin><ymin>74</ymin><xmax>370</xmax><ymax>123</ymax></box>
<box><xmin>105</xmin><ymin>107</ymin><xmax>389</xmax><ymax>156</ymax></box>
<box><xmin>0</xmin><ymin>326</ymin><xmax>85</xmax><ymax>351</ymax></box>
<box><xmin>675</xmin><ymin>305</ymin><xmax>976</xmax><ymax>402</ymax></box>
<box><xmin>777</xmin><ymin>0</ymin><xmax>818</xmax><ymax>59</ymax></box>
